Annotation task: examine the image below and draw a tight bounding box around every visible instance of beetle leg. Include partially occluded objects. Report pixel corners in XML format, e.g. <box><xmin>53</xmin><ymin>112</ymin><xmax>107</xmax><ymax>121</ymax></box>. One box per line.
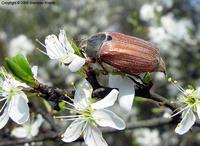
<box><xmin>128</xmin><ymin>76</ymin><xmax>144</xmax><ymax>88</ymax></box>
<box><xmin>99</xmin><ymin>62</ymin><xmax>109</xmax><ymax>75</ymax></box>
<box><xmin>86</xmin><ymin>57</ymin><xmax>96</xmax><ymax>63</ymax></box>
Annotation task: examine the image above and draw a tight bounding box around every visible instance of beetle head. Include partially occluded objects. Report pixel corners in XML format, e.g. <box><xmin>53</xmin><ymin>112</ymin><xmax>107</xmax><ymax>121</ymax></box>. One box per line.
<box><xmin>83</xmin><ymin>32</ymin><xmax>112</xmax><ymax>58</ymax></box>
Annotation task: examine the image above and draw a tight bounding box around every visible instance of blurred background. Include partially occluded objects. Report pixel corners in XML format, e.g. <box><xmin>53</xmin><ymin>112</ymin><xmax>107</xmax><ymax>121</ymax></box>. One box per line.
<box><xmin>0</xmin><ymin>0</ymin><xmax>200</xmax><ymax>146</ymax></box>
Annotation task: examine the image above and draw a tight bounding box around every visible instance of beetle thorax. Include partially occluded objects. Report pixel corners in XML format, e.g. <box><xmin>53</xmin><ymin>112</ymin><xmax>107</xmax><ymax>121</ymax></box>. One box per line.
<box><xmin>85</xmin><ymin>33</ymin><xmax>107</xmax><ymax>58</ymax></box>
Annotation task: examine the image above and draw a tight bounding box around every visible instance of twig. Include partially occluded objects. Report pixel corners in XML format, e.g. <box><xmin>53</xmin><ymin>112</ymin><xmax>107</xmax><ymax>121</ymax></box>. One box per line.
<box><xmin>0</xmin><ymin>132</ymin><xmax>58</xmax><ymax>146</ymax></box>
<box><xmin>103</xmin><ymin>117</ymin><xmax>172</xmax><ymax>133</ymax></box>
<box><xmin>31</xmin><ymin>103</ymin><xmax>62</xmax><ymax>132</ymax></box>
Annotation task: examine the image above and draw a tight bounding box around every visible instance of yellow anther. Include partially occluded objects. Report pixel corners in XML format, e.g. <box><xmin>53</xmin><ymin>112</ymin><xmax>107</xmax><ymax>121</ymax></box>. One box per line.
<box><xmin>168</xmin><ymin>77</ymin><xmax>172</xmax><ymax>82</ymax></box>
<box><xmin>61</xmin><ymin>134</ymin><xmax>64</xmax><ymax>138</ymax></box>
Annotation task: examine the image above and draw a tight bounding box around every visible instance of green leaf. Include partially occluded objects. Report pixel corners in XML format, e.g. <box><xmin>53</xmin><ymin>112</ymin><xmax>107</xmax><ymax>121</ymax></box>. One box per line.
<box><xmin>5</xmin><ymin>54</ymin><xmax>35</xmax><ymax>86</ymax></box>
<box><xmin>68</xmin><ymin>37</ymin><xmax>84</xmax><ymax>57</ymax></box>
<box><xmin>143</xmin><ymin>72</ymin><xmax>152</xmax><ymax>84</ymax></box>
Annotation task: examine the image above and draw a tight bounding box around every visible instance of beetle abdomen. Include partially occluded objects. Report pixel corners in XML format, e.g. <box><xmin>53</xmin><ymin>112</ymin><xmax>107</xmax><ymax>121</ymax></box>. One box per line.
<box><xmin>107</xmin><ymin>32</ymin><xmax>159</xmax><ymax>54</ymax></box>
<box><xmin>98</xmin><ymin>40</ymin><xmax>163</xmax><ymax>74</ymax></box>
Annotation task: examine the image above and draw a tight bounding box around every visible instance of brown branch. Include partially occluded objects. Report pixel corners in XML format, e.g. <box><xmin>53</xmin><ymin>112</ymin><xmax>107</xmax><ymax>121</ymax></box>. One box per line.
<box><xmin>0</xmin><ymin>132</ymin><xmax>58</xmax><ymax>146</ymax></box>
<box><xmin>103</xmin><ymin>117</ymin><xmax>172</xmax><ymax>134</ymax></box>
<box><xmin>149</xmin><ymin>92</ymin><xmax>178</xmax><ymax>110</ymax></box>
<box><xmin>31</xmin><ymin>102</ymin><xmax>62</xmax><ymax>132</ymax></box>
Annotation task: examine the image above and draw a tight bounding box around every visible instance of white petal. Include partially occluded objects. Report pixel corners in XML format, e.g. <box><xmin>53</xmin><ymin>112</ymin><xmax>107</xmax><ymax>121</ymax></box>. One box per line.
<box><xmin>31</xmin><ymin>66</ymin><xmax>38</xmax><ymax>79</ymax></box>
<box><xmin>31</xmin><ymin>114</ymin><xmax>44</xmax><ymax>137</ymax></box>
<box><xmin>21</xmin><ymin>92</ymin><xmax>29</xmax><ymax>103</ymax></box>
<box><xmin>74</xmin><ymin>88</ymin><xmax>90</xmax><ymax>110</ymax></box>
<box><xmin>68</xmin><ymin>55</ymin><xmax>85</xmax><ymax>72</ymax></box>
<box><xmin>196</xmin><ymin>103</ymin><xmax>200</xmax><ymax>119</ymax></box>
<box><xmin>74</xmin><ymin>79</ymin><xmax>92</xmax><ymax>110</ymax></box>
<box><xmin>62</xmin><ymin>119</ymin><xmax>84</xmax><ymax>142</ymax></box>
<box><xmin>175</xmin><ymin>108</ymin><xmax>196</xmax><ymax>135</ymax></box>
<box><xmin>45</xmin><ymin>35</ymin><xmax>67</xmax><ymax>60</ymax></box>
<box><xmin>24</xmin><ymin>143</ymin><xmax>30</xmax><ymax>146</ymax></box>
<box><xmin>59</xmin><ymin>30</ymin><xmax>74</xmax><ymax>54</ymax></box>
<box><xmin>195</xmin><ymin>87</ymin><xmax>200</xmax><ymax>99</ymax></box>
<box><xmin>92</xmin><ymin>109</ymin><xmax>125</xmax><ymax>130</ymax></box>
<box><xmin>11</xmin><ymin>127</ymin><xmax>29</xmax><ymax>138</ymax></box>
<box><xmin>5</xmin><ymin>76</ymin><xmax>28</xmax><ymax>89</ymax></box>
<box><xmin>109</xmin><ymin>75</ymin><xmax>135</xmax><ymax>113</ymax></box>
<box><xmin>84</xmin><ymin>124</ymin><xmax>108</xmax><ymax>146</ymax></box>
<box><xmin>8</xmin><ymin>93</ymin><xmax>30</xmax><ymax>124</ymax></box>
<box><xmin>91</xmin><ymin>89</ymin><xmax>119</xmax><ymax>109</ymax></box>
<box><xmin>0</xmin><ymin>107</ymin><xmax>9</xmax><ymax>129</ymax></box>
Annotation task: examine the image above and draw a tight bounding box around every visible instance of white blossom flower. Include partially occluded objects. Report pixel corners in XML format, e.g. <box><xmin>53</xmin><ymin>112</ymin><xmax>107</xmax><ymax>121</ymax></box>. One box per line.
<box><xmin>168</xmin><ymin>78</ymin><xmax>200</xmax><ymax>135</ymax></box>
<box><xmin>11</xmin><ymin>114</ymin><xmax>44</xmax><ymax>139</ymax></box>
<box><xmin>161</xmin><ymin>13</ymin><xmax>193</xmax><ymax>41</ymax></box>
<box><xmin>9</xmin><ymin>35</ymin><xmax>34</xmax><ymax>57</ymax></box>
<box><xmin>109</xmin><ymin>74</ymin><xmax>135</xmax><ymax>113</ymax></box>
<box><xmin>140</xmin><ymin>3</ymin><xmax>155</xmax><ymax>22</ymax></box>
<box><xmin>133</xmin><ymin>128</ymin><xmax>161</xmax><ymax>146</ymax></box>
<box><xmin>148</xmin><ymin>26</ymin><xmax>172</xmax><ymax>51</ymax></box>
<box><xmin>56</xmin><ymin>79</ymin><xmax>125</xmax><ymax>146</ymax></box>
<box><xmin>160</xmin><ymin>0</ymin><xmax>173</xmax><ymax>8</ymax></box>
<box><xmin>0</xmin><ymin>69</ymin><xmax>30</xmax><ymax>129</ymax></box>
<box><xmin>37</xmin><ymin>30</ymin><xmax>85</xmax><ymax>72</ymax></box>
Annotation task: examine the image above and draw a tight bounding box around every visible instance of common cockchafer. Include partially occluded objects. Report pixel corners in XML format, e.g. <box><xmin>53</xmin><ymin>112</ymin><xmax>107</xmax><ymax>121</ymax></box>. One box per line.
<box><xmin>81</xmin><ymin>32</ymin><xmax>166</xmax><ymax>75</ymax></box>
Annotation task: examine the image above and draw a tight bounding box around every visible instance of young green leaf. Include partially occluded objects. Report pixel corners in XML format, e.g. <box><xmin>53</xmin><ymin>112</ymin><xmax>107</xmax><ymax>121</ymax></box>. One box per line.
<box><xmin>68</xmin><ymin>37</ymin><xmax>84</xmax><ymax>57</ymax></box>
<box><xmin>143</xmin><ymin>72</ymin><xmax>152</xmax><ymax>84</ymax></box>
<box><xmin>5</xmin><ymin>54</ymin><xmax>35</xmax><ymax>86</ymax></box>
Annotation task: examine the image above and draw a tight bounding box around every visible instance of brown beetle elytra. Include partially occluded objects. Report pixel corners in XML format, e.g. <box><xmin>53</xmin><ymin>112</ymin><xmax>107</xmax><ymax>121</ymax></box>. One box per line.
<box><xmin>84</xmin><ymin>32</ymin><xmax>166</xmax><ymax>75</ymax></box>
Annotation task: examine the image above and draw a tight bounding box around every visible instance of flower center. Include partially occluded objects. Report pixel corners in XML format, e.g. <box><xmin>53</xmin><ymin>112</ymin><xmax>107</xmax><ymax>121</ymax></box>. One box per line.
<box><xmin>81</xmin><ymin>107</ymin><xmax>96</xmax><ymax>126</ymax></box>
<box><xmin>185</xmin><ymin>96</ymin><xmax>196</xmax><ymax>105</ymax></box>
<box><xmin>7</xmin><ymin>87</ymin><xmax>21</xmax><ymax>100</ymax></box>
<box><xmin>184</xmin><ymin>90</ymin><xmax>200</xmax><ymax>106</ymax></box>
<box><xmin>60</xmin><ymin>55</ymin><xmax>70</xmax><ymax>64</ymax></box>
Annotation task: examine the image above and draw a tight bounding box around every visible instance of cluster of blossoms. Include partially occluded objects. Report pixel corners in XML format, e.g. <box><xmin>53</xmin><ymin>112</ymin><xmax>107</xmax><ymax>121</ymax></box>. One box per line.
<box><xmin>1</xmin><ymin>29</ymin><xmax>199</xmax><ymax>146</ymax></box>
<box><xmin>0</xmin><ymin>30</ymin><xmax>135</xmax><ymax>146</ymax></box>
<box><xmin>40</xmin><ymin>30</ymin><xmax>135</xmax><ymax>146</ymax></box>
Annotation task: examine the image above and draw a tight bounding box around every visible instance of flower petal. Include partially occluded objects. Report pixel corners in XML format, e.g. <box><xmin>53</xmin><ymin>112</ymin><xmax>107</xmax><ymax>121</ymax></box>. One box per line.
<box><xmin>45</xmin><ymin>35</ymin><xmax>67</xmax><ymax>60</ymax></box>
<box><xmin>0</xmin><ymin>107</ymin><xmax>9</xmax><ymax>129</ymax></box>
<box><xmin>196</xmin><ymin>103</ymin><xmax>200</xmax><ymax>119</ymax></box>
<box><xmin>11</xmin><ymin>127</ymin><xmax>29</xmax><ymax>138</ymax></box>
<box><xmin>68</xmin><ymin>55</ymin><xmax>85</xmax><ymax>72</ymax></box>
<box><xmin>92</xmin><ymin>109</ymin><xmax>125</xmax><ymax>130</ymax></box>
<box><xmin>109</xmin><ymin>75</ymin><xmax>135</xmax><ymax>113</ymax></box>
<box><xmin>74</xmin><ymin>79</ymin><xmax>92</xmax><ymax>109</ymax></box>
<box><xmin>59</xmin><ymin>30</ymin><xmax>74</xmax><ymax>54</ymax></box>
<box><xmin>175</xmin><ymin>108</ymin><xmax>196</xmax><ymax>135</ymax></box>
<box><xmin>84</xmin><ymin>124</ymin><xmax>108</xmax><ymax>146</ymax></box>
<box><xmin>91</xmin><ymin>89</ymin><xmax>119</xmax><ymax>109</ymax></box>
<box><xmin>3</xmin><ymin>75</ymin><xmax>28</xmax><ymax>90</ymax></box>
<box><xmin>31</xmin><ymin>66</ymin><xmax>38</xmax><ymax>79</ymax></box>
<box><xmin>31</xmin><ymin>114</ymin><xmax>44</xmax><ymax>137</ymax></box>
<box><xmin>62</xmin><ymin>119</ymin><xmax>84</xmax><ymax>142</ymax></box>
<box><xmin>8</xmin><ymin>93</ymin><xmax>30</xmax><ymax>124</ymax></box>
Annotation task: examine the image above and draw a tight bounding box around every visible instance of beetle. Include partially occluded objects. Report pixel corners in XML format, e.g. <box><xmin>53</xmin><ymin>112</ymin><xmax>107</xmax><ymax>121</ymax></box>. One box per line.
<box><xmin>82</xmin><ymin>32</ymin><xmax>166</xmax><ymax>75</ymax></box>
